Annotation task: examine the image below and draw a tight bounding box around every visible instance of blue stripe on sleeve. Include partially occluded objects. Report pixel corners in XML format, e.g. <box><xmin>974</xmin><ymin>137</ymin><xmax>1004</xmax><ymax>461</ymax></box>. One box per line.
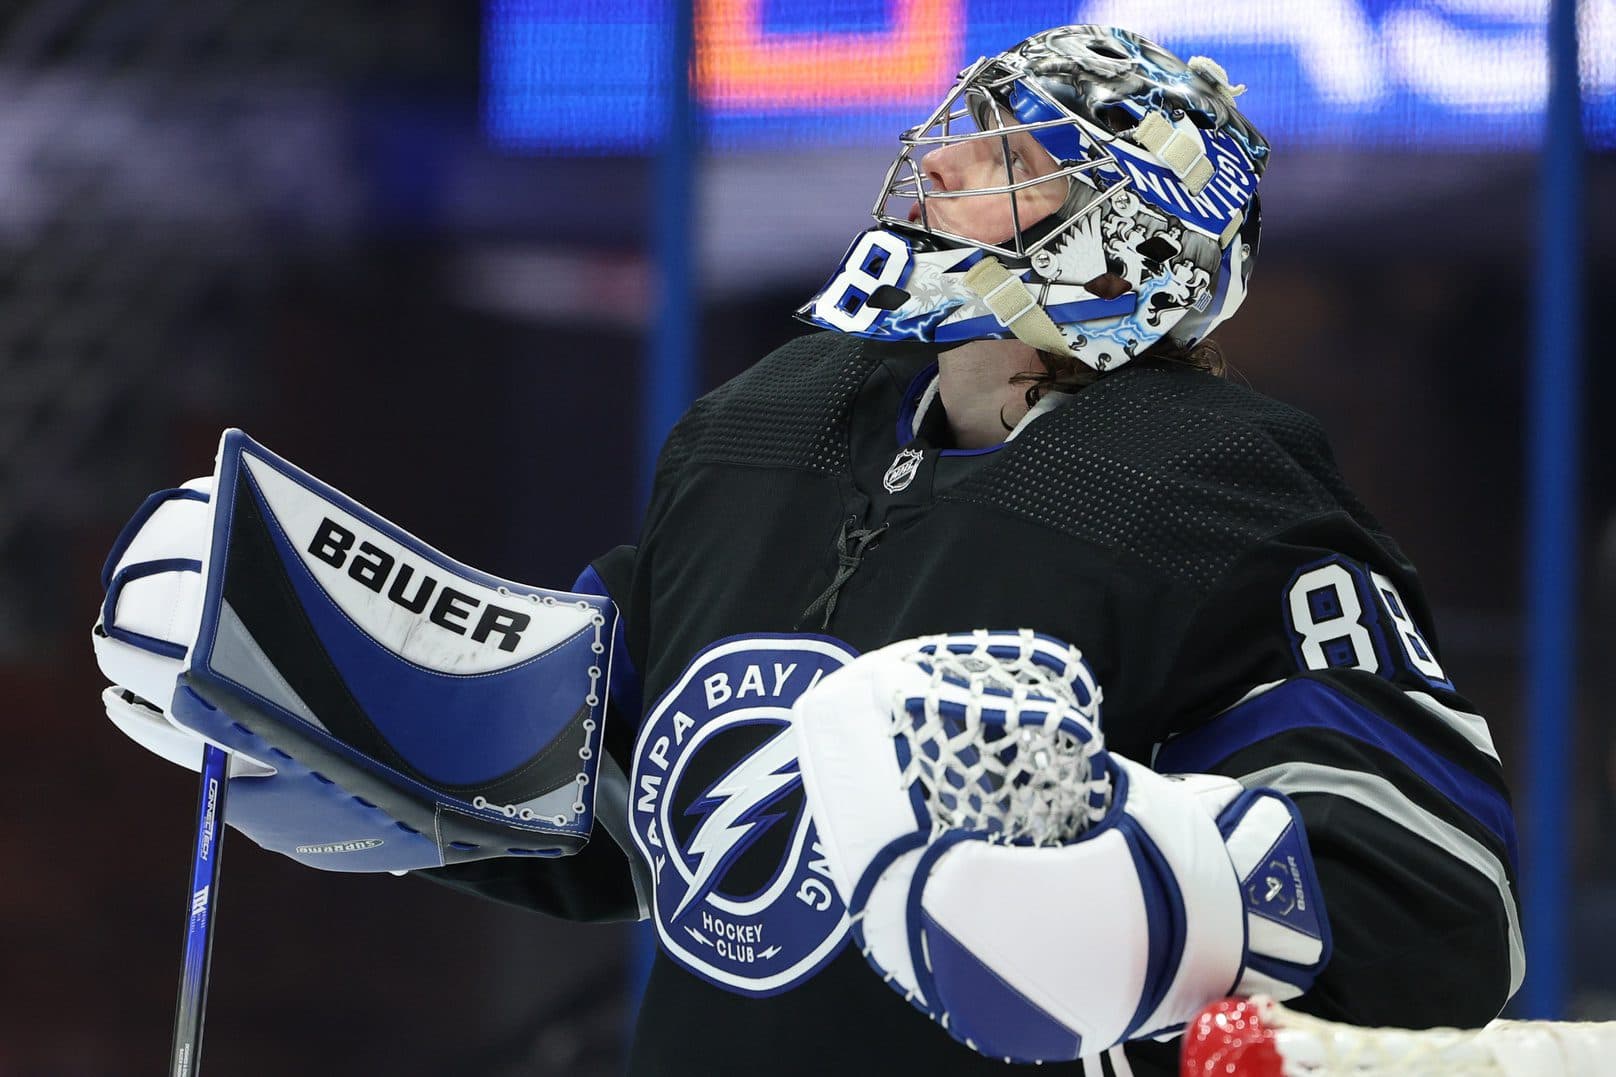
<box><xmin>1156</xmin><ymin>678</ymin><xmax>1518</xmax><ymax>872</ymax></box>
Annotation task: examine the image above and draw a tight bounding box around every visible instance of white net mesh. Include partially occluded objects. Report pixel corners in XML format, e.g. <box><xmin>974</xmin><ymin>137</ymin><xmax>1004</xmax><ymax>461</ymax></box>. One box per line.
<box><xmin>891</xmin><ymin>632</ymin><xmax>1111</xmax><ymax>846</ymax></box>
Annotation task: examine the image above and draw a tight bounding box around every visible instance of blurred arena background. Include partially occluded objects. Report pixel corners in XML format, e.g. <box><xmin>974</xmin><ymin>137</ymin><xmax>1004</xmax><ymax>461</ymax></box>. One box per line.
<box><xmin>1</xmin><ymin>0</ymin><xmax>1612</xmax><ymax>1072</ymax></box>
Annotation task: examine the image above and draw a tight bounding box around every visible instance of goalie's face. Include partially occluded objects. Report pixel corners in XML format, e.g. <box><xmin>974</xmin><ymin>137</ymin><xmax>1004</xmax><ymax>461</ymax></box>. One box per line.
<box><xmin>910</xmin><ymin>128</ymin><xmax>1069</xmax><ymax>246</ymax></box>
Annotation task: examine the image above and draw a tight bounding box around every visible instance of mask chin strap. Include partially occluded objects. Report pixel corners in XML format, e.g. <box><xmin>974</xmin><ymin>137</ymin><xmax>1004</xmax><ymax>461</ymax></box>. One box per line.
<box><xmin>962</xmin><ymin>256</ymin><xmax>1076</xmax><ymax>358</ymax></box>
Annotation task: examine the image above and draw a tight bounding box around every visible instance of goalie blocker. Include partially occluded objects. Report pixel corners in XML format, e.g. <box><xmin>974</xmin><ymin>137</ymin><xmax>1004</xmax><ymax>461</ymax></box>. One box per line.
<box><xmin>93</xmin><ymin>429</ymin><xmax>616</xmax><ymax>872</ymax></box>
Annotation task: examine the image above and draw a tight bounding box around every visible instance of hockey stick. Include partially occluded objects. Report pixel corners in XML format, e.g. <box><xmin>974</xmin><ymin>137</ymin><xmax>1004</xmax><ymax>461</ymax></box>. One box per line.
<box><xmin>170</xmin><ymin>743</ymin><xmax>229</xmax><ymax>1077</ymax></box>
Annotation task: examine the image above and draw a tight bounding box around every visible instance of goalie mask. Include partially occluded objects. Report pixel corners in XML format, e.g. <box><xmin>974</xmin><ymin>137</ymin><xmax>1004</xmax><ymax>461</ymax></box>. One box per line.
<box><xmin>799</xmin><ymin>26</ymin><xmax>1270</xmax><ymax>372</ymax></box>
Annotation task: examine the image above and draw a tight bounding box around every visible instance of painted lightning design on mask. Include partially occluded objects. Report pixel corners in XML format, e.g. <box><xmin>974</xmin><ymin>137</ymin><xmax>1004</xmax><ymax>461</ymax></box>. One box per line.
<box><xmin>672</xmin><ymin>727</ymin><xmax>800</xmax><ymax>922</ymax></box>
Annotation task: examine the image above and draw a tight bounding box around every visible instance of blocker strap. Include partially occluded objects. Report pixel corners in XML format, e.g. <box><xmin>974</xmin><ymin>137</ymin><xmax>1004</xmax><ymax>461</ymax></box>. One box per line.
<box><xmin>962</xmin><ymin>257</ymin><xmax>1075</xmax><ymax>357</ymax></box>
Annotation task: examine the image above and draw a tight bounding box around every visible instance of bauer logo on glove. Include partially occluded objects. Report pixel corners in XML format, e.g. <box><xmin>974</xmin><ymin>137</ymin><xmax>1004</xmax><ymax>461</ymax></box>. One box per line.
<box><xmin>303</xmin><ymin>515</ymin><xmax>537</xmax><ymax>654</ymax></box>
<box><xmin>93</xmin><ymin>429</ymin><xmax>618</xmax><ymax>872</ymax></box>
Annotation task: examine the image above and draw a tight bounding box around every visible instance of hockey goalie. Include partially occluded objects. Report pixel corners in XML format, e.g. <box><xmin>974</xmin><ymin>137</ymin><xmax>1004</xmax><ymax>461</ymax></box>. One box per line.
<box><xmin>94</xmin><ymin>25</ymin><xmax>1523</xmax><ymax>1077</ymax></box>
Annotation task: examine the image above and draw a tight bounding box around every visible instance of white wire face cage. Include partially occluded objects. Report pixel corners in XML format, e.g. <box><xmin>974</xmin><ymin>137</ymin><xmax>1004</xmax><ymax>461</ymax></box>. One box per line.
<box><xmin>873</xmin><ymin>53</ymin><xmax>1122</xmax><ymax>264</ymax></box>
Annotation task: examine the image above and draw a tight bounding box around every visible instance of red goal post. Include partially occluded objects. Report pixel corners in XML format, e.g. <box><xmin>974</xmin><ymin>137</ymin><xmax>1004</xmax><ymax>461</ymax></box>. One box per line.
<box><xmin>1180</xmin><ymin>996</ymin><xmax>1616</xmax><ymax>1076</ymax></box>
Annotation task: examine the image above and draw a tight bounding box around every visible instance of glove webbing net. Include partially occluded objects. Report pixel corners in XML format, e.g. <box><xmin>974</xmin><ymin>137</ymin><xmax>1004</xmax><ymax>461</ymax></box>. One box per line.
<box><xmin>894</xmin><ymin>634</ymin><xmax>1110</xmax><ymax>846</ymax></box>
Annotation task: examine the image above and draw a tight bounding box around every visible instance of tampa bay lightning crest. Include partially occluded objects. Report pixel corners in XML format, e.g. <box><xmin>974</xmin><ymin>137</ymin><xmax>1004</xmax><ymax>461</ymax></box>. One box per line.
<box><xmin>629</xmin><ymin>635</ymin><xmax>857</xmax><ymax>996</ymax></box>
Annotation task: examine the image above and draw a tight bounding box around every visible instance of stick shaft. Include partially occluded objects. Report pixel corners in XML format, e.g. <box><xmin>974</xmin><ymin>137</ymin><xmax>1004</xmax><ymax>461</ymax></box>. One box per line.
<box><xmin>170</xmin><ymin>744</ymin><xmax>229</xmax><ymax>1077</ymax></box>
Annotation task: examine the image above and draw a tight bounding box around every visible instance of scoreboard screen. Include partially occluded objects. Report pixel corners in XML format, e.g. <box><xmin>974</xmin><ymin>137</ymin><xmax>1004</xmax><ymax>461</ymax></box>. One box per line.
<box><xmin>485</xmin><ymin>0</ymin><xmax>1615</xmax><ymax>152</ymax></box>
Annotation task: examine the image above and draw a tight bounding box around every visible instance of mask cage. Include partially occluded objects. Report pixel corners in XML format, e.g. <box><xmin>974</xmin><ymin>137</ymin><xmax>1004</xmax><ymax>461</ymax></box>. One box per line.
<box><xmin>873</xmin><ymin>55</ymin><xmax>1132</xmax><ymax>263</ymax></box>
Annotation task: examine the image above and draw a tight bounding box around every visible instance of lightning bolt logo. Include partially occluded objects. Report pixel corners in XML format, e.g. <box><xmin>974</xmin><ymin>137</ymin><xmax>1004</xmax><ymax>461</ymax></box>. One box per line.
<box><xmin>626</xmin><ymin>636</ymin><xmax>858</xmax><ymax>994</ymax></box>
<box><xmin>671</xmin><ymin>725</ymin><xmax>801</xmax><ymax>923</ymax></box>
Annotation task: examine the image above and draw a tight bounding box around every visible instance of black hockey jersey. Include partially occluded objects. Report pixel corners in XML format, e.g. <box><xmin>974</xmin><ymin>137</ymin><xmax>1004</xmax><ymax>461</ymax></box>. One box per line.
<box><xmin>427</xmin><ymin>332</ymin><xmax>1520</xmax><ymax>1077</ymax></box>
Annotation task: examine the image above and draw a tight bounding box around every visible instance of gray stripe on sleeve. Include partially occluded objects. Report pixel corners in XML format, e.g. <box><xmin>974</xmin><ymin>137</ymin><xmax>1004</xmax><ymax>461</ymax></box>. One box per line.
<box><xmin>1403</xmin><ymin>690</ymin><xmax>1500</xmax><ymax>763</ymax></box>
<box><xmin>1236</xmin><ymin>761</ymin><xmax>1525</xmax><ymax>1000</ymax></box>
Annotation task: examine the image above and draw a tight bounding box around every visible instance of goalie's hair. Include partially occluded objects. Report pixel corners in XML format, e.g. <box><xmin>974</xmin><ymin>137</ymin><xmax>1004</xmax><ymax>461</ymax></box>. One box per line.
<box><xmin>1013</xmin><ymin>336</ymin><xmax>1228</xmax><ymax>411</ymax></box>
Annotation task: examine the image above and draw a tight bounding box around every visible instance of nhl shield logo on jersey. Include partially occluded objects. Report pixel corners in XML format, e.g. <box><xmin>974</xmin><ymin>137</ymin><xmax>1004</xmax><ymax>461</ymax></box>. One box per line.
<box><xmin>629</xmin><ymin>635</ymin><xmax>858</xmax><ymax>997</ymax></box>
<box><xmin>882</xmin><ymin>448</ymin><xmax>924</xmax><ymax>493</ymax></box>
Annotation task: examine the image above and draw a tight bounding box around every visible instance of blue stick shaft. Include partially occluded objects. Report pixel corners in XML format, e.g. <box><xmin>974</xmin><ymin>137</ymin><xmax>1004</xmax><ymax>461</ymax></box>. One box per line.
<box><xmin>170</xmin><ymin>744</ymin><xmax>229</xmax><ymax>1077</ymax></box>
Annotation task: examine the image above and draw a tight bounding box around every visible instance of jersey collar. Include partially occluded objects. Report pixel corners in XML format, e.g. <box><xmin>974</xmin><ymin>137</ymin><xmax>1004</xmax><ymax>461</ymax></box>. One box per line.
<box><xmin>897</xmin><ymin>361</ymin><xmax>1078</xmax><ymax>452</ymax></box>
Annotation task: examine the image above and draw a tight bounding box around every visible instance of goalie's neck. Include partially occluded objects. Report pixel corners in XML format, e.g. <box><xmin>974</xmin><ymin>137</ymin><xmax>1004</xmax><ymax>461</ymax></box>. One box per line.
<box><xmin>935</xmin><ymin>339</ymin><xmax>1044</xmax><ymax>450</ymax></box>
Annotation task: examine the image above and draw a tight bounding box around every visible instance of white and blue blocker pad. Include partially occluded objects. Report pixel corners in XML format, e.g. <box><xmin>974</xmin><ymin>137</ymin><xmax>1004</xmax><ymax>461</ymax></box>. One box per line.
<box><xmin>99</xmin><ymin>430</ymin><xmax>615</xmax><ymax>872</ymax></box>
